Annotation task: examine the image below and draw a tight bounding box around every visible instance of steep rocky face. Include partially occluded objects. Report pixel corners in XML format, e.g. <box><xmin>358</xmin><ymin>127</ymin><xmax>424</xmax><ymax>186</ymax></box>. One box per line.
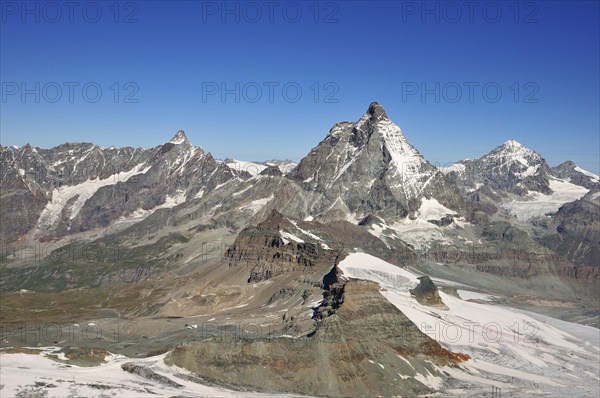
<box><xmin>167</xmin><ymin>279</ymin><xmax>468</xmax><ymax>398</ymax></box>
<box><xmin>225</xmin><ymin>210</ymin><xmax>416</xmax><ymax>285</ymax></box>
<box><xmin>291</xmin><ymin>102</ymin><xmax>470</xmax><ymax>222</ymax></box>
<box><xmin>535</xmin><ymin>190</ymin><xmax>600</xmax><ymax>270</ymax></box>
<box><xmin>551</xmin><ymin>161</ymin><xmax>600</xmax><ymax>189</ymax></box>
<box><xmin>226</xmin><ymin>210</ymin><xmax>340</xmax><ymax>283</ymax></box>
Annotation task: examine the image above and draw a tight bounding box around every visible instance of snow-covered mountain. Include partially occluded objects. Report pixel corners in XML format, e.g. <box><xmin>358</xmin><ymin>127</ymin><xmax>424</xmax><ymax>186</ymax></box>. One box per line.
<box><xmin>444</xmin><ymin>139</ymin><xmax>553</xmax><ymax>197</ymax></box>
<box><xmin>291</xmin><ymin>102</ymin><xmax>468</xmax><ymax>223</ymax></box>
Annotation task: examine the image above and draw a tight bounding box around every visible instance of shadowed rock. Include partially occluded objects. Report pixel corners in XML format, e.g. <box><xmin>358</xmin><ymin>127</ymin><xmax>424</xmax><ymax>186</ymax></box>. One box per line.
<box><xmin>409</xmin><ymin>275</ymin><xmax>446</xmax><ymax>308</ymax></box>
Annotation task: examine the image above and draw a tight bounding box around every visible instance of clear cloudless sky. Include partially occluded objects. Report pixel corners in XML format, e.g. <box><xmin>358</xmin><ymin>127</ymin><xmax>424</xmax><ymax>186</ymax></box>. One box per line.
<box><xmin>1</xmin><ymin>0</ymin><xmax>599</xmax><ymax>172</ymax></box>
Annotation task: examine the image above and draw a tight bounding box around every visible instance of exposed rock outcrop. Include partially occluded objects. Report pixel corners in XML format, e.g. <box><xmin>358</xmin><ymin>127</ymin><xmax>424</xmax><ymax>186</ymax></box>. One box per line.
<box><xmin>167</xmin><ymin>279</ymin><xmax>468</xmax><ymax>398</ymax></box>
<box><xmin>409</xmin><ymin>275</ymin><xmax>446</xmax><ymax>308</ymax></box>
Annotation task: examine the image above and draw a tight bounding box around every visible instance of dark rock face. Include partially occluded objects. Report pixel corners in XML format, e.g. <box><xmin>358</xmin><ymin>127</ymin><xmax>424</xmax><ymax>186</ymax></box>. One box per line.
<box><xmin>409</xmin><ymin>276</ymin><xmax>445</xmax><ymax>307</ymax></box>
<box><xmin>551</xmin><ymin>161</ymin><xmax>600</xmax><ymax>189</ymax></box>
<box><xmin>226</xmin><ymin>210</ymin><xmax>416</xmax><ymax>284</ymax></box>
<box><xmin>121</xmin><ymin>363</ymin><xmax>183</xmax><ymax>388</ymax></box>
<box><xmin>259</xmin><ymin>165</ymin><xmax>282</xmax><ymax>177</ymax></box>
<box><xmin>537</xmin><ymin>190</ymin><xmax>600</xmax><ymax>271</ymax></box>
<box><xmin>312</xmin><ymin>265</ymin><xmax>345</xmax><ymax>320</ymax></box>
<box><xmin>168</xmin><ymin>279</ymin><xmax>468</xmax><ymax>398</ymax></box>
<box><xmin>226</xmin><ymin>211</ymin><xmax>339</xmax><ymax>283</ymax></box>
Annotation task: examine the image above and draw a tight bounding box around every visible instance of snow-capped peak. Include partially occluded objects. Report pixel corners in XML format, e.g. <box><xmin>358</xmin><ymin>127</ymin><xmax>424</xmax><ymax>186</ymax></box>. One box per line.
<box><xmin>170</xmin><ymin>130</ymin><xmax>189</xmax><ymax>145</ymax></box>
<box><xmin>485</xmin><ymin>139</ymin><xmax>543</xmax><ymax>165</ymax></box>
<box><xmin>502</xmin><ymin>139</ymin><xmax>525</xmax><ymax>149</ymax></box>
<box><xmin>478</xmin><ymin>139</ymin><xmax>548</xmax><ymax>181</ymax></box>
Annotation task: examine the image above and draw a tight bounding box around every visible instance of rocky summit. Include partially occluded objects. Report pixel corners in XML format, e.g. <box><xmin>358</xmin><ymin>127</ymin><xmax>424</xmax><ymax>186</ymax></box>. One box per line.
<box><xmin>1</xmin><ymin>102</ymin><xmax>599</xmax><ymax>397</ymax></box>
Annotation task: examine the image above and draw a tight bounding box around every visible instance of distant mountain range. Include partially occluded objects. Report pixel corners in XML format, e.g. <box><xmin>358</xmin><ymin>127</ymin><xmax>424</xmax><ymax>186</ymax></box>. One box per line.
<box><xmin>2</xmin><ymin>101</ymin><xmax>597</xmax><ymax>270</ymax></box>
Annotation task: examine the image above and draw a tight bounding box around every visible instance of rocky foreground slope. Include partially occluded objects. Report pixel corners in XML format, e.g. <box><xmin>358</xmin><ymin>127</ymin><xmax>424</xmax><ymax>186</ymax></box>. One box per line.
<box><xmin>167</xmin><ymin>278</ymin><xmax>468</xmax><ymax>398</ymax></box>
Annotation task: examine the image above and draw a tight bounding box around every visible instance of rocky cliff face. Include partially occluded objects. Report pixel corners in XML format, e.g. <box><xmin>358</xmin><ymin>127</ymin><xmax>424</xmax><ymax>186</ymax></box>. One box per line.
<box><xmin>290</xmin><ymin>102</ymin><xmax>470</xmax><ymax>222</ymax></box>
<box><xmin>535</xmin><ymin>190</ymin><xmax>600</xmax><ymax>271</ymax></box>
<box><xmin>167</xmin><ymin>279</ymin><xmax>468</xmax><ymax>398</ymax></box>
<box><xmin>226</xmin><ymin>210</ymin><xmax>339</xmax><ymax>283</ymax></box>
<box><xmin>409</xmin><ymin>275</ymin><xmax>445</xmax><ymax>307</ymax></box>
<box><xmin>551</xmin><ymin>160</ymin><xmax>600</xmax><ymax>189</ymax></box>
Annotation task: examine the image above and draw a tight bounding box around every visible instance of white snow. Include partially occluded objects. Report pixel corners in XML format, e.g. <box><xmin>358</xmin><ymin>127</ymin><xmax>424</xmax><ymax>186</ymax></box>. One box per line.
<box><xmin>194</xmin><ymin>189</ymin><xmax>205</xmax><ymax>199</ymax></box>
<box><xmin>574</xmin><ymin>166</ymin><xmax>599</xmax><ymax>181</ymax></box>
<box><xmin>418</xmin><ymin>198</ymin><xmax>456</xmax><ymax>221</ymax></box>
<box><xmin>375</xmin><ymin>118</ymin><xmax>431</xmax><ymax>201</ymax></box>
<box><xmin>337</xmin><ymin>252</ymin><xmax>600</xmax><ymax>397</ymax></box>
<box><xmin>37</xmin><ymin>163</ymin><xmax>152</xmax><ymax>227</ymax></box>
<box><xmin>170</xmin><ymin>133</ymin><xmax>187</xmax><ymax>145</ymax></box>
<box><xmin>501</xmin><ymin>177</ymin><xmax>589</xmax><ymax>220</ymax></box>
<box><xmin>265</xmin><ymin>161</ymin><xmax>297</xmax><ymax>174</ymax></box>
<box><xmin>240</xmin><ymin>194</ymin><xmax>274</xmax><ymax>213</ymax></box>
<box><xmin>0</xmin><ymin>351</ymin><xmax>304</xmax><ymax>398</ymax></box>
<box><xmin>457</xmin><ymin>289</ymin><xmax>496</xmax><ymax>302</ymax></box>
<box><xmin>157</xmin><ymin>190</ymin><xmax>187</xmax><ymax>209</ymax></box>
<box><xmin>368</xmin><ymin>198</ymin><xmax>457</xmax><ymax>250</ymax></box>
<box><xmin>225</xmin><ymin>159</ymin><xmax>267</xmax><ymax>176</ymax></box>
<box><xmin>232</xmin><ymin>184</ymin><xmax>253</xmax><ymax>197</ymax></box>
<box><xmin>484</xmin><ymin>140</ymin><xmax>545</xmax><ymax>179</ymax></box>
<box><xmin>440</xmin><ymin>163</ymin><xmax>466</xmax><ymax>175</ymax></box>
<box><xmin>279</xmin><ymin>231</ymin><xmax>304</xmax><ymax>244</ymax></box>
<box><xmin>289</xmin><ymin>220</ymin><xmax>322</xmax><ymax>241</ymax></box>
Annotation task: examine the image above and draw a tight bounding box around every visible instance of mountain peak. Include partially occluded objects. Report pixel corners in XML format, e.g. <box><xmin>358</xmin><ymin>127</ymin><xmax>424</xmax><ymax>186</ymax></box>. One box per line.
<box><xmin>366</xmin><ymin>101</ymin><xmax>389</xmax><ymax>122</ymax></box>
<box><xmin>486</xmin><ymin>139</ymin><xmax>541</xmax><ymax>161</ymax></box>
<box><xmin>502</xmin><ymin>139</ymin><xmax>525</xmax><ymax>149</ymax></box>
<box><xmin>170</xmin><ymin>130</ymin><xmax>189</xmax><ymax>145</ymax></box>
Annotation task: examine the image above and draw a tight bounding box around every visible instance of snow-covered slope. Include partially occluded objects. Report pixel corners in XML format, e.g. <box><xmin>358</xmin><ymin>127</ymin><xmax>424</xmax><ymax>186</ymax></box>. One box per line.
<box><xmin>338</xmin><ymin>252</ymin><xmax>600</xmax><ymax>397</ymax></box>
<box><xmin>0</xmin><ymin>351</ymin><xmax>305</xmax><ymax>398</ymax></box>
<box><xmin>501</xmin><ymin>177</ymin><xmax>589</xmax><ymax>220</ymax></box>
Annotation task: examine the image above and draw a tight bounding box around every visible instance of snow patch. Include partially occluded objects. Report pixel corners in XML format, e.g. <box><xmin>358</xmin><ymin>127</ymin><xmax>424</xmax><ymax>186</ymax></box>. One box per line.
<box><xmin>240</xmin><ymin>194</ymin><xmax>274</xmax><ymax>213</ymax></box>
<box><xmin>501</xmin><ymin>177</ymin><xmax>589</xmax><ymax>220</ymax></box>
<box><xmin>38</xmin><ymin>163</ymin><xmax>151</xmax><ymax>227</ymax></box>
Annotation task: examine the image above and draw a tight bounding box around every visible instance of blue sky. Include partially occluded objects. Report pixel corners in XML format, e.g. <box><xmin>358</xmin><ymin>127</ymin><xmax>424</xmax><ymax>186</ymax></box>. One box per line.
<box><xmin>1</xmin><ymin>0</ymin><xmax>599</xmax><ymax>172</ymax></box>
